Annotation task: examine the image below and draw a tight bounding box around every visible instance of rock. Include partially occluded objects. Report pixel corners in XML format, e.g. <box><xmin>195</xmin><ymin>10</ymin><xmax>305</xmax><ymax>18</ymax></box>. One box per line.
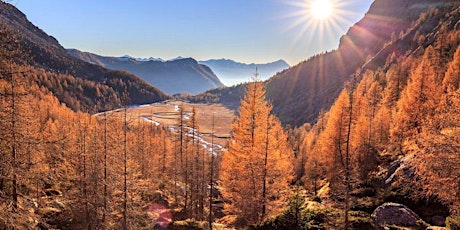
<box><xmin>36</xmin><ymin>222</ymin><xmax>51</xmax><ymax>230</ymax></box>
<box><xmin>384</xmin><ymin>154</ymin><xmax>415</xmax><ymax>186</ymax></box>
<box><xmin>152</xmin><ymin>190</ymin><xmax>169</xmax><ymax>207</ymax></box>
<box><xmin>431</xmin><ymin>215</ymin><xmax>445</xmax><ymax>226</ymax></box>
<box><xmin>372</xmin><ymin>202</ymin><xmax>426</xmax><ymax>229</ymax></box>
<box><xmin>39</xmin><ymin>207</ymin><xmax>62</xmax><ymax>218</ymax></box>
<box><xmin>44</xmin><ymin>189</ymin><xmax>62</xmax><ymax>197</ymax></box>
<box><xmin>426</xmin><ymin>227</ymin><xmax>447</xmax><ymax>230</ymax></box>
<box><xmin>40</xmin><ymin>198</ymin><xmax>73</xmax><ymax>228</ymax></box>
<box><xmin>46</xmin><ymin>200</ymin><xmax>66</xmax><ymax>210</ymax></box>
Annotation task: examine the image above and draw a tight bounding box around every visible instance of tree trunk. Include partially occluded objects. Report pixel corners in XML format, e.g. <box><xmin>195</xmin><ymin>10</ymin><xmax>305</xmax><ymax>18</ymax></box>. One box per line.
<box><xmin>102</xmin><ymin>112</ymin><xmax>108</xmax><ymax>226</ymax></box>
<box><xmin>261</xmin><ymin>115</ymin><xmax>270</xmax><ymax>220</ymax></box>
<box><xmin>122</xmin><ymin>108</ymin><xmax>128</xmax><ymax>230</ymax></box>
<box><xmin>11</xmin><ymin>71</ymin><xmax>18</xmax><ymax>209</ymax></box>
<box><xmin>208</xmin><ymin>115</ymin><xmax>215</xmax><ymax>230</ymax></box>
<box><xmin>344</xmin><ymin>89</ymin><xmax>354</xmax><ymax>230</ymax></box>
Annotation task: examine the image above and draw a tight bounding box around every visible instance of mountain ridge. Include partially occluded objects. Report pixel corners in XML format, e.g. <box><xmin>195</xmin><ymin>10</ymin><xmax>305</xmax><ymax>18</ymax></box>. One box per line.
<box><xmin>68</xmin><ymin>49</ymin><xmax>224</xmax><ymax>95</ymax></box>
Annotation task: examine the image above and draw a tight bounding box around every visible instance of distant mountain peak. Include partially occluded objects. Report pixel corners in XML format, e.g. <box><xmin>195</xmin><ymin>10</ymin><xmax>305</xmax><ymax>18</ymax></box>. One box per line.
<box><xmin>202</xmin><ymin>58</ymin><xmax>289</xmax><ymax>66</ymax></box>
<box><xmin>199</xmin><ymin>59</ymin><xmax>290</xmax><ymax>86</ymax></box>
<box><xmin>169</xmin><ymin>56</ymin><xmax>187</xmax><ymax>61</ymax></box>
<box><xmin>118</xmin><ymin>55</ymin><xmax>164</xmax><ymax>62</ymax></box>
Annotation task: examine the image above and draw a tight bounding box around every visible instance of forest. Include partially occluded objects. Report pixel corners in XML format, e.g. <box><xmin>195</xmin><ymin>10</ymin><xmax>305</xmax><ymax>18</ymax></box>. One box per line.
<box><xmin>0</xmin><ymin>1</ymin><xmax>460</xmax><ymax>230</ymax></box>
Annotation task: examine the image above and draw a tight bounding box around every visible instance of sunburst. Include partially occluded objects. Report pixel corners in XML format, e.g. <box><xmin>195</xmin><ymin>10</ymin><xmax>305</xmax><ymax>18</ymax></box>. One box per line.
<box><xmin>281</xmin><ymin>0</ymin><xmax>358</xmax><ymax>56</ymax></box>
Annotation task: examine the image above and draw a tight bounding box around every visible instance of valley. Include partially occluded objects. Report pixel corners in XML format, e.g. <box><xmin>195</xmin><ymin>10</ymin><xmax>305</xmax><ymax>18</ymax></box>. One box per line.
<box><xmin>98</xmin><ymin>100</ymin><xmax>235</xmax><ymax>148</ymax></box>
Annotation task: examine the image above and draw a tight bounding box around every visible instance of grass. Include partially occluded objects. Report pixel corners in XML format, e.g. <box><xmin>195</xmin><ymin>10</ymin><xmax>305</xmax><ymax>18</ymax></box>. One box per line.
<box><xmin>99</xmin><ymin>100</ymin><xmax>235</xmax><ymax>147</ymax></box>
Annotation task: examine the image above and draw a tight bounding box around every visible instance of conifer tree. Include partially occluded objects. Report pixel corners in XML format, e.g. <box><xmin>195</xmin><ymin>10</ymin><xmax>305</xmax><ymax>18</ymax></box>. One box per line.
<box><xmin>442</xmin><ymin>46</ymin><xmax>460</xmax><ymax>92</ymax></box>
<box><xmin>393</xmin><ymin>46</ymin><xmax>441</xmax><ymax>142</ymax></box>
<box><xmin>314</xmin><ymin>85</ymin><xmax>357</xmax><ymax>229</ymax></box>
<box><xmin>0</xmin><ymin>66</ymin><xmax>39</xmax><ymax>227</ymax></box>
<box><xmin>410</xmin><ymin>86</ymin><xmax>460</xmax><ymax>215</ymax></box>
<box><xmin>220</xmin><ymin>76</ymin><xmax>293</xmax><ymax>225</ymax></box>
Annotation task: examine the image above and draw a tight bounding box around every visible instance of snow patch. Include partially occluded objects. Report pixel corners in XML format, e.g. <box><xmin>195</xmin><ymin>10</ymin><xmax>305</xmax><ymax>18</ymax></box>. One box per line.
<box><xmin>118</xmin><ymin>55</ymin><xmax>164</xmax><ymax>62</ymax></box>
<box><xmin>168</xmin><ymin>56</ymin><xmax>186</xmax><ymax>61</ymax></box>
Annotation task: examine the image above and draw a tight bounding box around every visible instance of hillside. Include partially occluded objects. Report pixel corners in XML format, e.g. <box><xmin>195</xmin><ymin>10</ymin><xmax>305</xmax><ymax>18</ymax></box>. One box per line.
<box><xmin>190</xmin><ymin>0</ymin><xmax>459</xmax><ymax>127</ymax></box>
<box><xmin>68</xmin><ymin>49</ymin><xmax>224</xmax><ymax>95</ymax></box>
<box><xmin>292</xmin><ymin>4</ymin><xmax>460</xmax><ymax>229</ymax></box>
<box><xmin>198</xmin><ymin>59</ymin><xmax>289</xmax><ymax>86</ymax></box>
<box><xmin>0</xmin><ymin>2</ymin><xmax>170</xmax><ymax>113</ymax></box>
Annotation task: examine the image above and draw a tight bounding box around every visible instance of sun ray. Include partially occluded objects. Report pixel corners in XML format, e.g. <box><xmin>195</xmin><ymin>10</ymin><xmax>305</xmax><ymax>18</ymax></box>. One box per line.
<box><xmin>280</xmin><ymin>0</ymin><xmax>364</xmax><ymax>59</ymax></box>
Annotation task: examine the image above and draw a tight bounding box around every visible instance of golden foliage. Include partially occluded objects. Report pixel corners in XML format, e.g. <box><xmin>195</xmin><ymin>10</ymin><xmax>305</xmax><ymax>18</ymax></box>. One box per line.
<box><xmin>220</xmin><ymin>80</ymin><xmax>293</xmax><ymax>225</ymax></box>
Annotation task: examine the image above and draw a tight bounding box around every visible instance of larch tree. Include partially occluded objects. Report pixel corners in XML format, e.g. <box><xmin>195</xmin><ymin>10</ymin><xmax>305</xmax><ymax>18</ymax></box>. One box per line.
<box><xmin>442</xmin><ymin>45</ymin><xmax>460</xmax><ymax>92</ymax></box>
<box><xmin>392</xmin><ymin>46</ymin><xmax>441</xmax><ymax>143</ymax></box>
<box><xmin>220</xmin><ymin>77</ymin><xmax>293</xmax><ymax>225</ymax></box>
<box><xmin>316</xmin><ymin>86</ymin><xmax>356</xmax><ymax>229</ymax></box>
<box><xmin>303</xmin><ymin>110</ymin><xmax>328</xmax><ymax>196</ymax></box>
<box><xmin>0</xmin><ymin>65</ymin><xmax>38</xmax><ymax>226</ymax></box>
<box><xmin>413</xmin><ymin>89</ymin><xmax>460</xmax><ymax>215</ymax></box>
<box><xmin>174</xmin><ymin>103</ymin><xmax>187</xmax><ymax>209</ymax></box>
<box><xmin>187</xmin><ymin>106</ymin><xmax>206</xmax><ymax>219</ymax></box>
<box><xmin>352</xmin><ymin>74</ymin><xmax>383</xmax><ymax>180</ymax></box>
<box><xmin>412</xmin><ymin>45</ymin><xmax>460</xmax><ymax>216</ymax></box>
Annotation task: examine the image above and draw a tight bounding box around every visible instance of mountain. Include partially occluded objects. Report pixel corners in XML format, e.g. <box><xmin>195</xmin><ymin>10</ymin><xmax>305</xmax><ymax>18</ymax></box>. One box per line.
<box><xmin>0</xmin><ymin>2</ymin><xmax>170</xmax><ymax>113</ymax></box>
<box><xmin>268</xmin><ymin>0</ymin><xmax>460</xmax><ymax>126</ymax></box>
<box><xmin>68</xmin><ymin>49</ymin><xmax>224</xmax><ymax>95</ymax></box>
<box><xmin>188</xmin><ymin>0</ymin><xmax>459</xmax><ymax>127</ymax></box>
<box><xmin>198</xmin><ymin>59</ymin><xmax>290</xmax><ymax>86</ymax></box>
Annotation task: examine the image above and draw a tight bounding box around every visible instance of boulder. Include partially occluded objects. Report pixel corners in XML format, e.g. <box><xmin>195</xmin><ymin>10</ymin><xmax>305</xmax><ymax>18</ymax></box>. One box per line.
<box><xmin>372</xmin><ymin>202</ymin><xmax>427</xmax><ymax>229</ymax></box>
<box><xmin>431</xmin><ymin>215</ymin><xmax>446</xmax><ymax>227</ymax></box>
<box><xmin>40</xmin><ymin>199</ymin><xmax>73</xmax><ymax>228</ymax></box>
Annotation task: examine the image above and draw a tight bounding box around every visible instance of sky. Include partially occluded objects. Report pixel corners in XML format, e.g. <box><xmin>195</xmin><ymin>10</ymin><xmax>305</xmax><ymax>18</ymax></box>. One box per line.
<box><xmin>14</xmin><ymin>0</ymin><xmax>374</xmax><ymax>65</ymax></box>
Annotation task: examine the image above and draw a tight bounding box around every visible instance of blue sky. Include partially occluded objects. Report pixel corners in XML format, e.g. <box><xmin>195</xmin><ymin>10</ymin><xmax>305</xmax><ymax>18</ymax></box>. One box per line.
<box><xmin>15</xmin><ymin>0</ymin><xmax>374</xmax><ymax>65</ymax></box>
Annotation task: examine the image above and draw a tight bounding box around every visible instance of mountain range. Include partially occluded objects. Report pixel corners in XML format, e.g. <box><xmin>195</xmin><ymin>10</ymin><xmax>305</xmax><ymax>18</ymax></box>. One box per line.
<box><xmin>68</xmin><ymin>49</ymin><xmax>290</xmax><ymax>93</ymax></box>
<box><xmin>68</xmin><ymin>49</ymin><xmax>225</xmax><ymax>95</ymax></box>
<box><xmin>198</xmin><ymin>59</ymin><xmax>290</xmax><ymax>86</ymax></box>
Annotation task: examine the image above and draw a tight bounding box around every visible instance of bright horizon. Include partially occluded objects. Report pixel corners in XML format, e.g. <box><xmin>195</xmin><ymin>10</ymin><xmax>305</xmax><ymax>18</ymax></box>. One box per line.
<box><xmin>14</xmin><ymin>0</ymin><xmax>374</xmax><ymax>66</ymax></box>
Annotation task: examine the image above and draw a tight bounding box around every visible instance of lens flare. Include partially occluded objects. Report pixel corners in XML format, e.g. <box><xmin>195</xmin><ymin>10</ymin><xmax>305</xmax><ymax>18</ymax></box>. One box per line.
<box><xmin>148</xmin><ymin>203</ymin><xmax>172</xmax><ymax>229</ymax></box>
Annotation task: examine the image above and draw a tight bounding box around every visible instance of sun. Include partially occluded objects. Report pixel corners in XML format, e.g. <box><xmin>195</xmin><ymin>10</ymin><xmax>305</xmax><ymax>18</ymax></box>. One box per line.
<box><xmin>281</xmin><ymin>0</ymin><xmax>356</xmax><ymax>53</ymax></box>
<box><xmin>310</xmin><ymin>0</ymin><xmax>333</xmax><ymax>20</ymax></box>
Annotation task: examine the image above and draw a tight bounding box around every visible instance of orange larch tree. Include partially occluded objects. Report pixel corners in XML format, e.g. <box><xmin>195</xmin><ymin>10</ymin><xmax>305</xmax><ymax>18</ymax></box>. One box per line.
<box><xmin>220</xmin><ymin>78</ymin><xmax>293</xmax><ymax>225</ymax></box>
